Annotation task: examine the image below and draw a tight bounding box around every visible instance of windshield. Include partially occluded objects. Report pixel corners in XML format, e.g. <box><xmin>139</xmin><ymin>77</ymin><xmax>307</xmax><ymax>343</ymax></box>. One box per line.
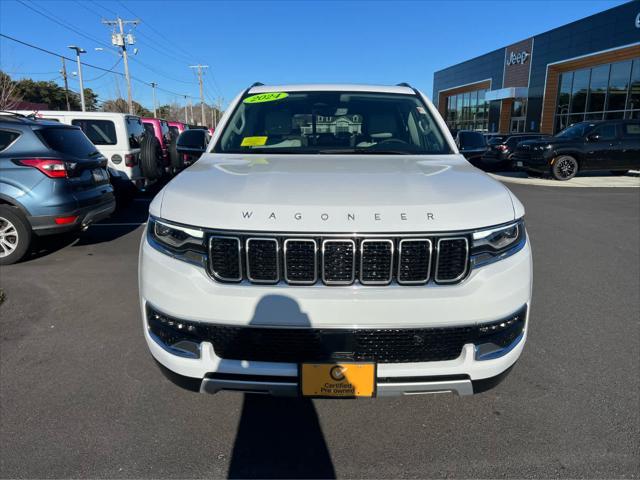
<box><xmin>555</xmin><ymin>122</ymin><xmax>596</xmax><ymax>138</ymax></box>
<box><xmin>215</xmin><ymin>91</ymin><xmax>451</xmax><ymax>155</ymax></box>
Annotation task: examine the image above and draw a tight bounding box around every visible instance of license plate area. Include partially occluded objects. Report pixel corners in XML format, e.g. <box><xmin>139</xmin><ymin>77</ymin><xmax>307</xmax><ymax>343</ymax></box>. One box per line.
<box><xmin>300</xmin><ymin>362</ymin><xmax>376</xmax><ymax>398</ymax></box>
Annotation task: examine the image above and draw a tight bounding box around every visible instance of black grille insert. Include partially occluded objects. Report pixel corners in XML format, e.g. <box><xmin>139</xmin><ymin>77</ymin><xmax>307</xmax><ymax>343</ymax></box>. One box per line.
<box><xmin>360</xmin><ymin>240</ymin><xmax>393</xmax><ymax>284</ymax></box>
<box><xmin>284</xmin><ymin>239</ymin><xmax>317</xmax><ymax>284</ymax></box>
<box><xmin>246</xmin><ymin>238</ymin><xmax>279</xmax><ymax>283</ymax></box>
<box><xmin>398</xmin><ymin>239</ymin><xmax>432</xmax><ymax>284</ymax></box>
<box><xmin>209</xmin><ymin>236</ymin><xmax>241</xmax><ymax>281</ymax></box>
<box><xmin>322</xmin><ymin>240</ymin><xmax>355</xmax><ymax>285</ymax></box>
<box><xmin>436</xmin><ymin>238</ymin><xmax>468</xmax><ymax>283</ymax></box>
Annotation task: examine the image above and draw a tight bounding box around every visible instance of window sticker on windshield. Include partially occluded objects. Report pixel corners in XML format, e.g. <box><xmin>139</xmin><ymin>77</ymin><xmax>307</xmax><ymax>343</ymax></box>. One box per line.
<box><xmin>241</xmin><ymin>136</ymin><xmax>268</xmax><ymax>147</ymax></box>
<box><xmin>243</xmin><ymin>92</ymin><xmax>289</xmax><ymax>104</ymax></box>
<box><xmin>416</xmin><ymin>106</ymin><xmax>426</xmax><ymax>114</ymax></box>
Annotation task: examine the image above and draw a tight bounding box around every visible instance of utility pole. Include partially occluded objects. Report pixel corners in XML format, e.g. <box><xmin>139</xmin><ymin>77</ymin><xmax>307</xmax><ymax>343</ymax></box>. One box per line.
<box><xmin>103</xmin><ymin>17</ymin><xmax>139</xmax><ymax>114</ymax></box>
<box><xmin>150</xmin><ymin>82</ymin><xmax>158</xmax><ymax>117</ymax></box>
<box><xmin>183</xmin><ymin>95</ymin><xmax>188</xmax><ymax>123</ymax></box>
<box><xmin>60</xmin><ymin>57</ymin><xmax>71</xmax><ymax>111</ymax></box>
<box><xmin>68</xmin><ymin>46</ymin><xmax>86</xmax><ymax>111</ymax></box>
<box><xmin>188</xmin><ymin>97</ymin><xmax>194</xmax><ymax>124</ymax></box>
<box><xmin>189</xmin><ymin>64</ymin><xmax>208</xmax><ymax>125</ymax></box>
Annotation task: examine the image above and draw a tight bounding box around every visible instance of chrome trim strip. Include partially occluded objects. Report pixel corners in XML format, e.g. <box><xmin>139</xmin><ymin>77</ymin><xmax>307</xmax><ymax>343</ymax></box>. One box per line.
<box><xmin>246</xmin><ymin>237</ymin><xmax>280</xmax><ymax>284</ymax></box>
<box><xmin>360</xmin><ymin>239</ymin><xmax>394</xmax><ymax>285</ymax></box>
<box><xmin>147</xmin><ymin>214</ymin><xmax>521</xmax><ymax>238</ymax></box>
<box><xmin>434</xmin><ymin>237</ymin><xmax>469</xmax><ymax>284</ymax></box>
<box><xmin>200</xmin><ymin>378</ymin><xmax>299</xmax><ymax>396</ymax></box>
<box><xmin>322</xmin><ymin>239</ymin><xmax>356</xmax><ymax>286</ymax></box>
<box><xmin>199</xmin><ymin>378</ymin><xmax>473</xmax><ymax>396</ymax></box>
<box><xmin>397</xmin><ymin>238</ymin><xmax>432</xmax><ymax>285</ymax></box>
<box><xmin>475</xmin><ymin>332</ymin><xmax>525</xmax><ymax>361</ymax></box>
<box><xmin>147</xmin><ymin>228</ymin><xmax>207</xmax><ymax>269</ymax></box>
<box><xmin>376</xmin><ymin>379</ymin><xmax>473</xmax><ymax>397</ymax></box>
<box><xmin>208</xmin><ymin>235</ymin><xmax>242</xmax><ymax>282</ymax></box>
<box><xmin>283</xmin><ymin>238</ymin><xmax>318</xmax><ymax>285</ymax></box>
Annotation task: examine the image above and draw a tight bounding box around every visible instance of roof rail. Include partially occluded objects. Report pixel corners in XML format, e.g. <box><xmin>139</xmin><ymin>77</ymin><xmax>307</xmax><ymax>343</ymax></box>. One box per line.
<box><xmin>0</xmin><ymin>111</ymin><xmax>37</xmax><ymax>123</ymax></box>
<box><xmin>250</xmin><ymin>82</ymin><xmax>264</xmax><ymax>87</ymax></box>
<box><xmin>396</xmin><ymin>82</ymin><xmax>412</xmax><ymax>88</ymax></box>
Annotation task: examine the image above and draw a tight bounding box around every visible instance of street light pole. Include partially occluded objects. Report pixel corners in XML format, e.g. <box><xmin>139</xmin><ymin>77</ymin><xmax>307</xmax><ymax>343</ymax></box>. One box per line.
<box><xmin>150</xmin><ymin>82</ymin><xmax>158</xmax><ymax>117</ymax></box>
<box><xmin>68</xmin><ymin>45</ymin><xmax>86</xmax><ymax>111</ymax></box>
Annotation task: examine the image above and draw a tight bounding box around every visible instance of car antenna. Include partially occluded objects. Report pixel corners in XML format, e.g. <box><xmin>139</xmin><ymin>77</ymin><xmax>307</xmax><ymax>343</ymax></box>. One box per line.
<box><xmin>250</xmin><ymin>82</ymin><xmax>264</xmax><ymax>87</ymax></box>
<box><xmin>396</xmin><ymin>82</ymin><xmax>412</xmax><ymax>87</ymax></box>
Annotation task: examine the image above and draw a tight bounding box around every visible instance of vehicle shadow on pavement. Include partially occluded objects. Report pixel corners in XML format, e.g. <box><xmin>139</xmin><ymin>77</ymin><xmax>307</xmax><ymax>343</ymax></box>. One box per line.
<box><xmin>227</xmin><ymin>295</ymin><xmax>336</xmax><ymax>479</ymax></box>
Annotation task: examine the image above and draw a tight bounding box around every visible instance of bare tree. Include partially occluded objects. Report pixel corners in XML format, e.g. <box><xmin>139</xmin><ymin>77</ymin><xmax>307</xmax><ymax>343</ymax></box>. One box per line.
<box><xmin>0</xmin><ymin>71</ymin><xmax>22</xmax><ymax>110</ymax></box>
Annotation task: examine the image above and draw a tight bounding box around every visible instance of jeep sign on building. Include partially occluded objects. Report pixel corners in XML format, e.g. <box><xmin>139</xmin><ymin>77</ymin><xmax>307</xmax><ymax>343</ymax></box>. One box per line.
<box><xmin>434</xmin><ymin>1</ymin><xmax>640</xmax><ymax>134</ymax></box>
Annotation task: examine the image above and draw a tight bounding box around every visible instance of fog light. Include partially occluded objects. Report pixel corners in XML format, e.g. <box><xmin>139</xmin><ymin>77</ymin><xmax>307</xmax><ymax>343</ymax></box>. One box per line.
<box><xmin>146</xmin><ymin>305</ymin><xmax>202</xmax><ymax>358</ymax></box>
<box><xmin>475</xmin><ymin>307</ymin><xmax>526</xmax><ymax>360</ymax></box>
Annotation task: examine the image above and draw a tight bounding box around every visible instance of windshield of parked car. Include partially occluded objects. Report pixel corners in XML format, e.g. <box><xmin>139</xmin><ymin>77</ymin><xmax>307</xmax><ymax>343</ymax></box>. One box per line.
<box><xmin>555</xmin><ymin>122</ymin><xmax>596</xmax><ymax>138</ymax></box>
<box><xmin>457</xmin><ymin>131</ymin><xmax>486</xmax><ymax>149</ymax></box>
<box><xmin>215</xmin><ymin>91</ymin><xmax>451</xmax><ymax>154</ymax></box>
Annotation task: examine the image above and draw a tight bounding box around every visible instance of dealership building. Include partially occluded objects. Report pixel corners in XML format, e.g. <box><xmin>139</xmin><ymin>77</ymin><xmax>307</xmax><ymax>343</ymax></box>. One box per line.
<box><xmin>432</xmin><ymin>1</ymin><xmax>640</xmax><ymax>134</ymax></box>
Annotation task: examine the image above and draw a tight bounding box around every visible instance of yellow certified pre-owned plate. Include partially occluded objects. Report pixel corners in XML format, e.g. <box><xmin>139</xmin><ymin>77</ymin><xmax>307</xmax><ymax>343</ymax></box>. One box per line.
<box><xmin>300</xmin><ymin>363</ymin><xmax>376</xmax><ymax>398</ymax></box>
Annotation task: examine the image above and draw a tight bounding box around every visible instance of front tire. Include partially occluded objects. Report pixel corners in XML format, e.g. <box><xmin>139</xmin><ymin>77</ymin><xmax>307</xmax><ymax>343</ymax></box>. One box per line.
<box><xmin>551</xmin><ymin>155</ymin><xmax>578</xmax><ymax>181</ymax></box>
<box><xmin>0</xmin><ymin>206</ymin><xmax>31</xmax><ymax>265</ymax></box>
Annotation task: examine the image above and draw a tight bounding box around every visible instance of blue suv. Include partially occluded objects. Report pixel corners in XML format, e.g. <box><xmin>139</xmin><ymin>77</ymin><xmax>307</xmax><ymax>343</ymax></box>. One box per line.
<box><xmin>0</xmin><ymin>113</ymin><xmax>115</xmax><ymax>264</ymax></box>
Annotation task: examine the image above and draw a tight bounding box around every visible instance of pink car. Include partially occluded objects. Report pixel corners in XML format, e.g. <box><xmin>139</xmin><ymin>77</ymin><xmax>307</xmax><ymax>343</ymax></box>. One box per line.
<box><xmin>167</xmin><ymin>121</ymin><xmax>187</xmax><ymax>137</ymax></box>
<box><xmin>141</xmin><ymin>118</ymin><xmax>171</xmax><ymax>167</ymax></box>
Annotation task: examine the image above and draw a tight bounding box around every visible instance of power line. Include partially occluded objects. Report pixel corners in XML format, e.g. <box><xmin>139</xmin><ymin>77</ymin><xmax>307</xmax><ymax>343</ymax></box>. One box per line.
<box><xmin>0</xmin><ymin>33</ymin><xmax>190</xmax><ymax>99</ymax></box>
<box><xmin>115</xmin><ymin>0</ymin><xmax>198</xmax><ymax>64</ymax></box>
<box><xmin>83</xmin><ymin>57</ymin><xmax>122</xmax><ymax>82</ymax></box>
<box><xmin>16</xmin><ymin>0</ymin><xmax>113</xmax><ymax>50</ymax></box>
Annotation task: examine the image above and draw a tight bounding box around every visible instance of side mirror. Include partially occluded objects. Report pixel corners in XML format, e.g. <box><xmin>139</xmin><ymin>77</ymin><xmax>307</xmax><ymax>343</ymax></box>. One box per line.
<box><xmin>586</xmin><ymin>133</ymin><xmax>600</xmax><ymax>142</ymax></box>
<box><xmin>176</xmin><ymin>130</ymin><xmax>209</xmax><ymax>155</ymax></box>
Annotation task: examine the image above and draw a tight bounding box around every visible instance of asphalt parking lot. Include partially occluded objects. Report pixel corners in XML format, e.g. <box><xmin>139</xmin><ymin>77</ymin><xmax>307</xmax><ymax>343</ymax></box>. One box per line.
<box><xmin>1</xmin><ymin>182</ymin><xmax>639</xmax><ymax>479</ymax></box>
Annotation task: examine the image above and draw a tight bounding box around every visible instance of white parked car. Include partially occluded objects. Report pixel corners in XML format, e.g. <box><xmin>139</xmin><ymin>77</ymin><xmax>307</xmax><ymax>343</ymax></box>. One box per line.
<box><xmin>139</xmin><ymin>84</ymin><xmax>533</xmax><ymax>397</ymax></box>
<box><xmin>12</xmin><ymin>111</ymin><xmax>159</xmax><ymax>189</ymax></box>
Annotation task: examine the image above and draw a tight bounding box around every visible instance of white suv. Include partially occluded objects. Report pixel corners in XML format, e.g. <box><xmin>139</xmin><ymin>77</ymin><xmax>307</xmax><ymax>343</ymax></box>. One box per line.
<box><xmin>139</xmin><ymin>84</ymin><xmax>532</xmax><ymax>397</ymax></box>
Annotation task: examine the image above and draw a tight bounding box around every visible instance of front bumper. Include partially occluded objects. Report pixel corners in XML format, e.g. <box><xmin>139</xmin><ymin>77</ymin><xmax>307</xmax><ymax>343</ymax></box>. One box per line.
<box><xmin>139</xmin><ymin>233</ymin><xmax>533</xmax><ymax>396</ymax></box>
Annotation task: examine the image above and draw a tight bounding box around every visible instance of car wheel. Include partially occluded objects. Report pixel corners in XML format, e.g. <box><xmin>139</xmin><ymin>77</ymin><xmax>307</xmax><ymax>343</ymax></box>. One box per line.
<box><xmin>551</xmin><ymin>155</ymin><xmax>578</xmax><ymax>181</ymax></box>
<box><xmin>610</xmin><ymin>170</ymin><xmax>629</xmax><ymax>176</ymax></box>
<box><xmin>0</xmin><ymin>206</ymin><xmax>31</xmax><ymax>265</ymax></box>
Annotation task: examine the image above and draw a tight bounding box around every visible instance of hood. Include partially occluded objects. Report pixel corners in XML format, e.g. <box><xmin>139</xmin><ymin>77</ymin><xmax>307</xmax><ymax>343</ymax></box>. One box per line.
<box><xmin>153</xmin><ymin>153</ymin><xmax>518</xmax><ymax>232</ymax></box>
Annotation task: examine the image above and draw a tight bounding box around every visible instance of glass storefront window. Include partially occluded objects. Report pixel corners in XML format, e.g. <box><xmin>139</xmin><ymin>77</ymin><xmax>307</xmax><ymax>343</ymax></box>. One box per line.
<box><xmin>557</xmin><ymin>72</ymin><xmax>573</xmax><ymax>115</ymax></box>
<box><xmin>607</xmin><ymin>61</ymin><xmax>631</xmax><ymax>112</ymax></box>
<box><xmin>627</xmin><ymin>60</ymin><xmax>640</xmax><ymax>112</ymax></box>
<box><xmin>587</xmin><ymin>64</ymin><xmax>609</xmax><ymax>112</ymax></box>
<box><xmin>570</xmin><ymin>68</ymin><xmax>590</xmax><ymax>114</ymax></box>
<box><xmin>553</xmin><ymin>58</ymin><xmax>640</xmax><ymax>133</ymax></box>
<box><xmin>444</xmin><ymin>88</ymin><xmax>489</xmax><ymax>132</ymax></box>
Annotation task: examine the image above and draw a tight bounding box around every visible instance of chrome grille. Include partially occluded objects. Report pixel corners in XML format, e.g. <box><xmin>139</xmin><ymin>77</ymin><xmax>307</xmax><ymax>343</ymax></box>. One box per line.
<box><xmin>398</xmin><ymin>239</ymin><xmax>432</xmax><ymax>284</ymax></box>
<box><xmin>209</xmin><ymin>236</ymin><xmax>242</xmax><ymax>282</ymax></box>
<box><xmin>360</xmin><ymin>240</ymin><xmax>393</xmax><ymax>285</ymax></box>
<box><xmin>246</xmin><ymin>238</ymin><xmax>279</xmax><ymax>283</ymax></box>
<box><xmin>322</xmin><ymin>240</ymin><xmax>356</xmax><ymax>285</ymax></box>
<box><xmin>207</xmin><ymin>232</ymin><xmax>470</xmax><ymax>286</ymax></box>
<box><xmin>435</xmin><ymin>238</ymin><xmax>468</xmax><ymax>283</ymax></box>
<box><xmin>284</xmin><ymin>239</ymin><xmax>317</xmax><ymax>284</ymax></box>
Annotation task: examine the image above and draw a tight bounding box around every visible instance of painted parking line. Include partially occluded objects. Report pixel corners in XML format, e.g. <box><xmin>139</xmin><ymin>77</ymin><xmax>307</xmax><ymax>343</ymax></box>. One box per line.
<box><xmin>91</xmin><ymin>222</ymin><xmax>146</xmax><ymax>227</ymax></box>
<box><xmin>490</xmin><ymin>171</ymin><xmax>640</xmax><ymax>188</ymax></box>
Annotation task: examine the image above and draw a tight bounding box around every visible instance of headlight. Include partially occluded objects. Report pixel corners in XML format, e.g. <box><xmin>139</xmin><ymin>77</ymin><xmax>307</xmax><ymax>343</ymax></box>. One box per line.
<box><xmin>470</xmin><ymin>219</ymin><xmax>526</xmax><ymax>268</ymax></box>
<box><xmin>147</xmin><ymin>217</ymin><xmax>207</xmax><ymax>264</ymax></box>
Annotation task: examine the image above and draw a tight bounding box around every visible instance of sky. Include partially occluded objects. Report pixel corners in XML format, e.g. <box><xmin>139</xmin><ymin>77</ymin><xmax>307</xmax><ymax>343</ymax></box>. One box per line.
<box><xmin>0</xmin><ymin>0</ymin><xmax>629</xmax><ymax>111</ymax></box>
